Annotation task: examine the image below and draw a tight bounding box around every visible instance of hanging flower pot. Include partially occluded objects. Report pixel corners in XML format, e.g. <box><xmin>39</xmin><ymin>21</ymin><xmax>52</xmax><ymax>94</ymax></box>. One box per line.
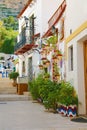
<box><xmin>54</xmin><ymin>49</ymin><xmax>58</xmax><ymax>55</ymax></box>
<box><xmin>41</xmin><ymin>57</ymin><xmax>47</xmax><ymax>62</ymax></box>
<box><xmin>45</xmin><ymin>60</ymin><xmax>50</xmax><ymax>67</ymax></box>
<box><xmin>44</xmin><ymin>44</ymin><xmax>50</xmax><ymax>50</ymax></box>
<box><xmin>55</xmin><ymin>74</ymin><xmax>60</xmax><ymax>80</ymax></box>
<box><xmin>43</xmin><ymin>62</ymin><xmax>48</xmax><ymax>68</ymax></box>
<box><xmin>52</xmin><ymin>56</ymin><xmax>58</xmax><ymax>62</ymax></box>
<box><xmin>57</xmin><ymin>53</ymin><xmax>62</xmax><ymax>60</ymax></box>
<box><xmin>40</xmin><ymin>50</ymin><xmax>46</xmax><ymax>58</ymax></box>
<box><xmin>39</xmin><ymin>64</ymin><xmax>43</xmax><ymax>70</ymax></box>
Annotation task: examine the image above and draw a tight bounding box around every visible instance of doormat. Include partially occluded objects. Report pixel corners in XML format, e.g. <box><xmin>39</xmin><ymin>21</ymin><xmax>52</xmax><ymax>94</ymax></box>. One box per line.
<box><xmin>71</xmin><ymin>117</ymin><xmax>87</xmax><ymax>123</ymax></box>
<box><xmin>0</xmin><ymin>102</ymin><xmax>7</xmax><ymax>104</ymax></box>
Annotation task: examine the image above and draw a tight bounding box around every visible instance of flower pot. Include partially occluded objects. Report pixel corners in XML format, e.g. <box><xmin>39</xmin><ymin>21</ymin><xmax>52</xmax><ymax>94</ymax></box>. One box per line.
<box><xmin>67</xmin><ymin>105</ymin><xmax>77</xmax><ymax>117</ymax></box>
<box><xmin>57</xmin><ymin>54</ymin><xmax>62</xmax><ymax>60</ymax></box>
<box><xmin>58</xmin><ymin>105</ymin><xmax>67</xmax><ymax>116</ymax></box>
<box><xmin>39</xmin><ymin>65</ymin><xmax>43</xmax><ymax>70</ymax></box>
<box><xmin>45</xmin><ymin>60</ymin><xmax>50</xmax><ymax>67</ymax></box>
<box><xmin>52</xmin><ymin>57</ymin><xmax>58</xmax><ymax>62</ymax></box>
<box><xmin>55</xmin><ymin>74</ymin><xmax>60</xmax><ymax>80</ymax></box>
<box><xmin>12</xmin><ymin>79</ymin><xmax>17</xmax><ymax>87</ymax></box>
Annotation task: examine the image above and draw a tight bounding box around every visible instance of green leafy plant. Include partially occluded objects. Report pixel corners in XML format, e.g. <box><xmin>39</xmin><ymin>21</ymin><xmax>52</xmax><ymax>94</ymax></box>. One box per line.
<box><xmin>58</xmin><ymin>81</ymin><xmax>78</xmax><ymax>106</ymax></box>
<box><xmin>9</xmin><ymin>71</ymin><xmax>19</xmax><ymax>86</ymax></box>
<box><xmin>29</xmin><ymin>73</ymin><xmax>44</xmax><ymax>100</ymax></box>
<box><xmin>9</xmin><ymin>72</ymin><xmax>19</xmax><ymax>80</ymax></box>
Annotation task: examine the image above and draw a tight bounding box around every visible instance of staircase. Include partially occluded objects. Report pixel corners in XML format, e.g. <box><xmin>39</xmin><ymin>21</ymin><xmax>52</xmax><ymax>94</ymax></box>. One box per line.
<box><xmin>0</xmin><ymin>74</ymin><xmax>32</xmax><ymax>101</ymax></box>
<box><xmin>0</xmin><ymin>75</ymin><xmax>17</xmax><ymax>94</ymax></box>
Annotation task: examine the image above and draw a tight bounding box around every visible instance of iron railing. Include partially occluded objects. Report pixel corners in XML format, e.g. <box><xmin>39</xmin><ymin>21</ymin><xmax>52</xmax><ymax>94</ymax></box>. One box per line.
<box><xmin>14</xmin><ymin>36</ymin><xmax>27</xmax><ymax>52</ymax></box>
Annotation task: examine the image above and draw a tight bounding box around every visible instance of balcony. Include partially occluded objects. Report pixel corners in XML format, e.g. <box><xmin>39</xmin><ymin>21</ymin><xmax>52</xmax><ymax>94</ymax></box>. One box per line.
<box><xmin>42</xmin><ymin>0</ymin><xmax>66</xmax><ymax>38</ymax></box>
<box><xmin>14</xmin><ymin>35</ymin><xmax>35</xmax><ymax>55</ymax></box>
<box><xmin>48</xmin><ymin>0</ymin><xmax>66</xmax><ymax>29</ymax></box>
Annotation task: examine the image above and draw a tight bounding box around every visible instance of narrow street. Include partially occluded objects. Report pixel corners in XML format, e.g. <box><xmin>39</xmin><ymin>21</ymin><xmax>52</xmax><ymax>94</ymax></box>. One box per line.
<box><xmin>0</xmin><ymin>100</ymin><xmax>87</xmax><ymax>130</ymax></box>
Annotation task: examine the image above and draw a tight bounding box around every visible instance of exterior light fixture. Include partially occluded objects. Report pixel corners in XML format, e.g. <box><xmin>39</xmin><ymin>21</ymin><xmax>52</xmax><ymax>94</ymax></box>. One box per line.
<box><xmin>24</xmin><ymin>16</ymin><xmax>29</xmax><ymax>28</ymax></box>
<box><xmin>51</xmin><ymin>25</ymin><xmax>56</xmax><ymax>34</ymax></box>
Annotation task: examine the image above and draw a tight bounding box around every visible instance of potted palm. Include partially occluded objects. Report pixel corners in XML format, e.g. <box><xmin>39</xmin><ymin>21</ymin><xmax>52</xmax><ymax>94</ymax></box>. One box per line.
<box><xmin>9</xmin><ymin>72</ymin><xmax>19</xmax><ymax>86</ymax></box>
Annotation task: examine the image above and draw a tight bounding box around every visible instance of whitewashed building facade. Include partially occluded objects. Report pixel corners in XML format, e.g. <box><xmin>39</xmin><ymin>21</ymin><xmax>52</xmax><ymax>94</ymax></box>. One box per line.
<box><xmin>14</xmin><ymin>0</ymin><xmax>63</xmax><ymax>82</ymax></box>
<box><xmin>65</xmin><ymin>0</ymin><xmax>87</xmax><ymax>114</ymax></box>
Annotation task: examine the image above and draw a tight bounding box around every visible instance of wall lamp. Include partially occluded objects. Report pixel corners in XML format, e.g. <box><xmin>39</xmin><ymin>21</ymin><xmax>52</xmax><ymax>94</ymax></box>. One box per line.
<box><xmin>51</xmin><ymin>25</ymin><xmax>58</xmax><ymax>35</ymax></box>
<box><xmin>24</xmin><ymin>16</ymin><xmax>29</xmax><ymax>27</ymax></box>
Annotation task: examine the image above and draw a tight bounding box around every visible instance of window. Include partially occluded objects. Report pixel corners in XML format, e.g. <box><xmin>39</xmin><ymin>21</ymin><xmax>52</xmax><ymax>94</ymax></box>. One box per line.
<box><xmin>29</xmin><ymin>14</ymin><xmax>35</xmax><ymax>43</ymax></box>
<box><xmin>69</xmin><ymin>46</ymin><xmax>73</xmax><ymax>71</ymax></box>
<box><xmin>22</xmin><ymin>61</ymin><xmax>25</xmax><ymax>73</ymax></box>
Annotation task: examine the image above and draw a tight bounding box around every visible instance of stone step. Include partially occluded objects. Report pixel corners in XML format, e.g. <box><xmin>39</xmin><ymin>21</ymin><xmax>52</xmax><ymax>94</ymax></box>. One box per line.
<box><xmin>0</xmin><ymin>87</ymin><xmax>17</xmax><ymax>94</ymax></box>
<box><xmin>0</xmin><ymin>94</ymin><xmax>32</xmax><ymax>101</ymax></box>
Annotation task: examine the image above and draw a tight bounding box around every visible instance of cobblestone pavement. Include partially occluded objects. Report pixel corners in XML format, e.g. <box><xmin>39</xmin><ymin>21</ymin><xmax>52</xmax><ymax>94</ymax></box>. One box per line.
<box><xmin>0</xmin><ymin>101</ymin><xmax>87</xmax><ymax>130</ymax></box>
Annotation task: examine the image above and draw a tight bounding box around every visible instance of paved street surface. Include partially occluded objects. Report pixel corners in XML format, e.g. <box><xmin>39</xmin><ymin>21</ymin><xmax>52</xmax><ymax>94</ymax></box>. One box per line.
<box><xmin>0</xmin><ymin>101</ymin><xmax>87</xmax><ymax>130</ymax></box>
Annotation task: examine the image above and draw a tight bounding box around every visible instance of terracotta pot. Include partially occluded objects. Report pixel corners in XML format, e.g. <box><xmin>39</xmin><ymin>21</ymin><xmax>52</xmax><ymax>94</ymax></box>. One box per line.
<box><xmin>39</xmin><ymin>65</ymin><xmax>43</xmax><ymax>70</ymax></box>
<box><xmin>12</xmin><ymin>79</ymin><xmax>17</xmax><ymax>87</ymax></box>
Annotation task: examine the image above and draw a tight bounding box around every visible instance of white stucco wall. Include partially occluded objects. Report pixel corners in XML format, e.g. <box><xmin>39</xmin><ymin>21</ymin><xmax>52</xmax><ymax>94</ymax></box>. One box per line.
<box><xmin>65</xmin><ymin>0</ymin><xmax>87</xmax><ymax>114</ymax></box>
<box><xmin>18</xmin><ymin>0</ymin><xmax>63</xmax><ymax>37</ymax></box>
<box><xmin>66</xmin><ymin>29</ymin><xmax>87</xmax><ymax>114</ymax></box>
<box><xmin>65</xmin><ymin>0</ymin><xmax>87</xmax><ymax>38</ymax></box>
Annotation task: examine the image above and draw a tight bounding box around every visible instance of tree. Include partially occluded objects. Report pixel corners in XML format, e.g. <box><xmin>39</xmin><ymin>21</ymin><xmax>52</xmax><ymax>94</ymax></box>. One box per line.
<box><xmin>2</xmin><ymin>16</ymin><xmax>18</xmax><ymax>30</ymax></box>
<box><xmin>0</xmin><ymin>20</ymin><xmax>18</xmax><ymax>54</ymax></box>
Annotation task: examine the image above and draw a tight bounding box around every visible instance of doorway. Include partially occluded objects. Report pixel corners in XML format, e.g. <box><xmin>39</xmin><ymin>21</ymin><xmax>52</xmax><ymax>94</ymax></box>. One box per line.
<box><xmin>84</xmin><ymin>40</ymin><xmax>87</xmax><ymax>114</ymax></box>
<box><xmin>28</xmin><ymin>57</ymin><xmax>33</xmax><ymax>81</ymax></box>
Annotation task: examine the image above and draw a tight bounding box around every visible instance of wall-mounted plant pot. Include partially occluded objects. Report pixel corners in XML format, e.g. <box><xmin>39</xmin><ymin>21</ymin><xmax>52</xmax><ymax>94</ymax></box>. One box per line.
<box><xmin>41</xmin><ymin>57</ymin><xmax>47</xmax><ymax>62</ymax></box>
<box><xmin>57</xmin><ymin>54</ymin><xmax>62</xmax><ymax>60</ymax></box>
<box><xmin>44</xmin><ymin>44</ymin><xmax>50</xmax><ymax>50</ymax></box>
<box><xmin>52</xmin><ymin>57</ymin><xmax>58</xmax><ymax>62</ymax></box>
<box><xmin>45</xmin><ymin>60</ymin><xmax>50</xmax><ymax>67</ymax></box>
<box><xmin>39</xmin><ymin>65</ymin><xmax>43</xmax><ymax>70</ymax></box>
<box><xmin>55</xmin><ymin>74</ymin><xmax>60</xmax><ymax>80</ymax></box>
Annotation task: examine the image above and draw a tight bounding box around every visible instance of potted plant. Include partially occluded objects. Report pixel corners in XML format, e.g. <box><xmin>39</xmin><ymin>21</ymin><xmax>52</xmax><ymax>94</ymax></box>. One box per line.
<box><xmin>9</xmin><ymin>72</ymin><xmax>19</xmax><ymax>86</ymax></box>
<box><xmin>58</xmin><ymin>81</ymin><xmax>78</xmax><ymax>117</ymax></box>
<box><xmin>39</xmin><ymin>64</ymin><xmax>43</xmax><ymax>70</ymax></box>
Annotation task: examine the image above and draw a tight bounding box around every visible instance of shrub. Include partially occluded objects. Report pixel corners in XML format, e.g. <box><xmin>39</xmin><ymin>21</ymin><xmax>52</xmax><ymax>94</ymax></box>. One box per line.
<box><xmin>58</xmin><ymin>81</ymin><xmax>78</xmax><ymax>106</ymax></box>
<box><xmin>29</xmin><ymin>73</ymin><xmax>44</xmax><ymax>100</ymax></box>
<box><xmin>9</xmin><ymin>71</ymin><xmax>19</xmax><ymax>80</ymax></box>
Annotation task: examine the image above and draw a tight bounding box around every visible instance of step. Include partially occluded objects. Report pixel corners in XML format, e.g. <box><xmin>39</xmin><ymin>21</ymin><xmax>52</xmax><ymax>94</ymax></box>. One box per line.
<box><xmin>0</xmin><ymin>87</ymin><xmax>17</xmax><ymax>94</ymax></box>
<box><xmin>0</xmin><ymin>94</ymin><xmax>31</xmax><ymax>101</ymax></box>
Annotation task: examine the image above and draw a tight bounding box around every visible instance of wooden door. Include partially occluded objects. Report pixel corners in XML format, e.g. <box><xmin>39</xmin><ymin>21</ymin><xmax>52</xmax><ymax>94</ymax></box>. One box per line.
<box><xmin>84</xmin><ymin>40</ymin><xmax>87</xmax><ymax>114</ymax></box>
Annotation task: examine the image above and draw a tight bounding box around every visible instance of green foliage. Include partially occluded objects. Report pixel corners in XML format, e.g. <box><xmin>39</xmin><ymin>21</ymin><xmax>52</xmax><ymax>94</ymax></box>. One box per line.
<box><xmin>0</xmin><ymin>19</ymin><xmax>18</xmax><ymax>54</ymax></box>
<box><xmin>2</xmin><ymin>16</ymin><xmax>18</xmax><ymax>30</ymax></box>
<box><xmin>47</xmin><ymin>35</ymin><xmax>57</xmax><ymax>48</ymax></box>
<box><xmin>29</xmin><ymin>74</ymin><xmax>44</xmax><ymax>100</ymax></box>
<box><xmin>9</xmin><ymin>72</ymin><xmax>19</xmax><ymax>80</ymax></box>
<box><xmin>1</xmin><ymin>38</ymin><xmax>14</xmax><ymax>54</ymax></box>
<box><xmin>58</xmin><ymin>81</ymin><xmax>78</xmax><ymax>106</ymax></box>
<box><xmin>29</xmin><ymin>73</ymin><xmax>78</xmax><ymax>112</ymax></box>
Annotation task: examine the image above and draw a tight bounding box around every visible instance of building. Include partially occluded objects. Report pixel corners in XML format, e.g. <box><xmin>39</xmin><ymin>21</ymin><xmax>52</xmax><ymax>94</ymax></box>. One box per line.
<box><xmin>14</xmin><ymin>0</ymin><xmax>87</xmax><ymax>115</ymax></box>
<box><xmin>0</xmin><ymin>53</ymin><xmax>14</xmax><ymax>74</ymax></box>
<box><xmin>65</xmin><ymin>0</ymin><xmax>87</xmax><ymax>114</ymax></box>
<box><xmin>14</xmin><ymin>0</ymin><xmax>62</xmax><ymax>83</ymax></box>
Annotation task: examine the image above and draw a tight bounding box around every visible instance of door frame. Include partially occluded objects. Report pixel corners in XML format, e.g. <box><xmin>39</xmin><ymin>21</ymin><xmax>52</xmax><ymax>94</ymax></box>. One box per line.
<box><xmin>84</xmin><ymin>40</ymin><xmax>87</xmax><ymax>114</ymax></box>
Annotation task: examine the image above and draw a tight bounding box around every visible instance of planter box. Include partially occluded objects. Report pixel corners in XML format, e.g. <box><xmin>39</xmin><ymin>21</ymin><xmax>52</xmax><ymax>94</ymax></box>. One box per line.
<box><xmin>17</xmin><ymin>83</ymin><xmax>28</xmax><ymax>95</ymax></box>
<box><xmin>58</xmin><ymin>105</ymin><xmax>77</xmax><ymax>117</ymax></box>
<box><xmin>67</xmin><ymin>105</ymin><xmax>77</xmax><ymax>117</ymax></box>
<box><xmin>58</xmin><ymin>105</ymin><xmax>67</xmax><ymax>116</ymax></box>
